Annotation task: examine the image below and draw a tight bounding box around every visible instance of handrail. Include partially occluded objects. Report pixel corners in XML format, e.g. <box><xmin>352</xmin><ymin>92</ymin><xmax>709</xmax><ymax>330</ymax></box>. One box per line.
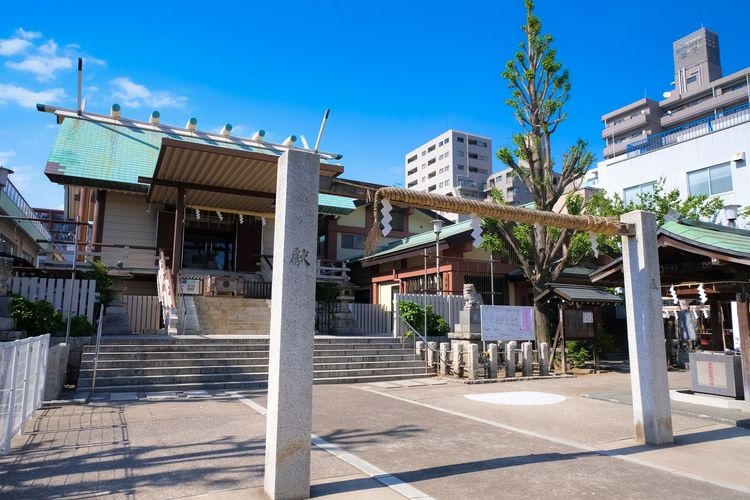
<box><xmin>89</xmin><ymin>306</ymin><xmax>104</xmax><ymax>397</ymax></box>
<box><xmin>627</xmin><ymin>101</ymin><xmax>750</xmax><ymax>157</ymax></box>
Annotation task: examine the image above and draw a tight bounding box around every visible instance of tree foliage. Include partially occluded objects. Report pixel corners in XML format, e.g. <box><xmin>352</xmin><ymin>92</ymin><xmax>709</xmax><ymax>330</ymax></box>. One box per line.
<box><xmin>583</xmin><ymin>178</ymin><xmax>725</xmax><ymax>254</ymax></box>
<box><xmin>482</xmin><ymin>0</ymin><xmax>594</xmax><ymax>343</ymax></box>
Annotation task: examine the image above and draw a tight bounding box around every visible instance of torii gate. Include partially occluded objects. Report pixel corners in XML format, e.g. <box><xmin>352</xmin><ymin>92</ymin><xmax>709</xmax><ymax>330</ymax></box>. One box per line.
<box><xmin>367</xmin><ymin>187</ymin><xmax>673</xmax><ymax>448</ymax></box>
<box><xmin>265</xmin><ymin>170</ymin><xmax>672</xmax><ymax>499</ymax></box>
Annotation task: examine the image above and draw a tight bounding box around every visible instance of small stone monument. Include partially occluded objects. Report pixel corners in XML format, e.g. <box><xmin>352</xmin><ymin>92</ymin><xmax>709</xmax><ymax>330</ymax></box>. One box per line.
<box><xmin>448</xmin><ymin>284</ymin><xmax>483</xmax><ymax>341</ymax></box>
<box><xmin>329</xmin><ymin>280</ymin><xmax>363</xmax><ymax>335</ymax></box>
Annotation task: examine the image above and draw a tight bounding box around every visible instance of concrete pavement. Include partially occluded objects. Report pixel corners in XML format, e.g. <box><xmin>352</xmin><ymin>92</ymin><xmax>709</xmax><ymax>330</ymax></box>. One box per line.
<box><xmin>1</xmin><ymin>371</ymin><xmax>749</xmax><ymax>498</ymax></box>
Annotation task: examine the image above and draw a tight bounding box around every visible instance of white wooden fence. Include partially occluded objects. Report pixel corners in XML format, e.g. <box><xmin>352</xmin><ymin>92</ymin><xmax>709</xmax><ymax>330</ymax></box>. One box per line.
<box><xmin>10</xmin><ymin>278</ymin><xmax>96</xmax><ymax>322</ymax></box>
<box><xmin>123</xmin><ymin>295</ymin><xmax>161</xmax><ymax>334</ymax></box>
<box><xmin>393</xmin><ymin>293</ymin><xmax>465</xmax><ymax>338</ymax></box>
<box><xmin>1</xmin><ymin>335</ymin><xmax>49</xmax><ymax>455</ymax></box>
<box><xmin>349</xmin><ymin>303</ymin><xmax>392</xmax><ymax>335</ymax></box>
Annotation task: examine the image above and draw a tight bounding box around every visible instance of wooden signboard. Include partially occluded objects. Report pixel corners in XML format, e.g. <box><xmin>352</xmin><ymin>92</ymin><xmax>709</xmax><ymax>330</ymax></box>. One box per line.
<box><xmin>563</xmin><ymin>309</ymin><xmax>595</xmax><ymax>339</ymax></box>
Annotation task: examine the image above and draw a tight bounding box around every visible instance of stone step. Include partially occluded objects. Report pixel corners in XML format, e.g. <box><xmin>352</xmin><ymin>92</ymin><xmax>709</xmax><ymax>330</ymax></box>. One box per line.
<box><xmin>81</xmin><ymin>353</ymin><xmax>418</xmax><ymax>367</ymax></box>
<box><xmin>81</xmin><ymin>350</ymin><xmax>271</xmax><ymax>360</ymax></box>
<box><xmin>78</xmin><ymin>365</ymin><xmax>430</xmax><ymax>389</ymax></box>
<box><xmin>83</xmin><ymin>372</ymin><xmax>436</xmax><ymax>393</ymax></box>
<box><xmin>80</xmin><ymin>360</ymin><xmax>424</xmax><ymax>379</ymax></box>
<box><xmin>82</xmin><ymin>343</ymin><xmax>408</xmax><ymax>353</ymax></box>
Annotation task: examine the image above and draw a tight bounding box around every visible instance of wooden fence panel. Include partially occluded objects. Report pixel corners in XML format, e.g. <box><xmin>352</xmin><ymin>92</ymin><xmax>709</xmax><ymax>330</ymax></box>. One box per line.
<box><xmin>349</xmin><ymin>303</ymin><xmax>391</xmax><ymax>335</ymax></box>
<box><xmin>393</xmin><ymin>293</ymin><xmax>464</xmax><ymax>338</ymax></box>
<box><xmin>123</xmin><ymin>295</ymin><xmax>161</xmax><ymax>334</ymax></box>
<box><xmin>10</xmin><ymin>278</ymin><xmax>96</xmax><ymax>322</ymax></box>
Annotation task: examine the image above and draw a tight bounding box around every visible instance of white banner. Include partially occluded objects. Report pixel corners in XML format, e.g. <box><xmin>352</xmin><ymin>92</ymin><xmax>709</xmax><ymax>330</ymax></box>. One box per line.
<box><xmin>480</xmin><ymin>305</ymin><xmax>535</xmax><ymax>341</ymax></box>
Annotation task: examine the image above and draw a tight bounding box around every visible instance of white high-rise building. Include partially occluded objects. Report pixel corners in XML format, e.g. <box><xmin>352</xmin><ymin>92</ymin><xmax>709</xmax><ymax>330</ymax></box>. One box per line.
<box><xmin>404</xmin><ymin>129</ymin><xmax>492</xmax><ymax>222</ymax></box>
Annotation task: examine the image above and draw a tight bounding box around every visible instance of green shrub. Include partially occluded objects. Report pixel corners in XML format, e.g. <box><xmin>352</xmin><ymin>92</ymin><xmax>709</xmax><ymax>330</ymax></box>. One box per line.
<box><xmin>9</xmin><ymin>296</ymin><xmax>64</xmax><ymax>337</ymax></box>
<box><xmin>70</xmin><ymin>315</ymin><xmax>95</xmax><ymax>337</ymax></box>
<box><xmin>565</xmin><ymin>340</ymin><xmax>591</xmax><ymax>369</ymax></box>
<box><xmin>398</xmin><ymin>300</ymin><xmax>449</xmax><ymax>337</ymax></box>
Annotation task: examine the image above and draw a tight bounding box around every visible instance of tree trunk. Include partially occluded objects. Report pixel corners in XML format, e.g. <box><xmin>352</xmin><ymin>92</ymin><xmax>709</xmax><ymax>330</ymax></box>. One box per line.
<box><xmin>534</xmin><ymin>303</ymin><xmax>551</xmax><ymax>345</ymax></box>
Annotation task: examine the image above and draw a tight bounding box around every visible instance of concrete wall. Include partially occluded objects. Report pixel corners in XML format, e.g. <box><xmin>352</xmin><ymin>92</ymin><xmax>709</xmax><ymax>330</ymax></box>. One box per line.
<box><xmin>44</xmin><ymin>343</ymin><xmax>69</xmax><ymax>400</ymax></box>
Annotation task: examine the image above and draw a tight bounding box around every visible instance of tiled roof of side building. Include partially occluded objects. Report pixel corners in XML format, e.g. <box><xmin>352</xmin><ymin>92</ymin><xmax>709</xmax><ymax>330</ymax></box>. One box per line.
<box><xmin>661</xmin><ymin>218</ymin><xmax>750</xmax><ymax>257</ymax></box>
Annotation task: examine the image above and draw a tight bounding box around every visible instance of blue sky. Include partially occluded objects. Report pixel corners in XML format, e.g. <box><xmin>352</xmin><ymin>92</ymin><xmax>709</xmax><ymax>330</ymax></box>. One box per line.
<box><xmin>1</xmin><ymin>0</ymin><xmax>748</xmax><ymax>209</ymax></box>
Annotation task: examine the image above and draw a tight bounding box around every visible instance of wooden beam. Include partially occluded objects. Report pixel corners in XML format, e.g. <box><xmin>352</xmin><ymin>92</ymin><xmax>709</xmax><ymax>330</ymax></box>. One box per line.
<box><xmin>139</xmin><ymin>176</ymin><xmax>276</xmax><ymax>200</ymax></box>
<box><xmin>735</xmin><ymin>293</ymin><xmax>750</xmax><ymax>403</ymax></box>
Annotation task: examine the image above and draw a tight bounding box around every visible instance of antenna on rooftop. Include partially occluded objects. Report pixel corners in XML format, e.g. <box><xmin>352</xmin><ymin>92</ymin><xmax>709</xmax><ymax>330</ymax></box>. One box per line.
<box><xmin>313</xmin><ymin>109</ymin><xmax>330</xmax><ymax>153</ymax></box>
<box><xmin>77</xmin><ymin>58</ymin><xmax>83</xmax><ymax>116</ymax></box>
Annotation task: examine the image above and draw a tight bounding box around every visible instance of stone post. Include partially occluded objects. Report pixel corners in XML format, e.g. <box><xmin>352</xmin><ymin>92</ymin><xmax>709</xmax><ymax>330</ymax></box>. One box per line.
<box><xmin>521</xmin><ymin>341</ymin><xmax>533</xmax><ymax>377</ymax></box>
<box><xmin>488</xmin><ymin>343</ymin><xmax>498</xmax><ymax>379</ymax></box>
<box><xmin>439</xmin><ymin>342</ymin><xmax>450</xmax><ymax>375</ymax></box>
<box><xmin>451</xmin><ymin>342</ymin><xmax>462</xmax><ymax>377</ymax></box>
<box><xmin>620</xmin><ymin>210</ymin><xmax>673</xmax><ymax>446</ymax></box>
<box><xmin>467</xmin><ymin>343</ymin><xmax>479</xmax><ymax>380</ymax></box>
<box><xmin>264</xmin><ymin>150</ymin><xmax>320</xmax><ymax>499</ymax></box>
<box><xmin>427</xmin><ymin>341</ymin><xmax>437</xmax><ymax>368</ymax></box>
<box><xmin>539</xmin><ymin>342</ymin><xmax>550</xmax><ymax>376</ymax></box>
<box><xmin>415</xmin><ymin>340</ymin><xmax>424</xmax><ymax>359</ymax></box>
<box><xmin>504</xmin><ymin>340</ymin><xmax>517</xmax><ymax>378</ymax></box>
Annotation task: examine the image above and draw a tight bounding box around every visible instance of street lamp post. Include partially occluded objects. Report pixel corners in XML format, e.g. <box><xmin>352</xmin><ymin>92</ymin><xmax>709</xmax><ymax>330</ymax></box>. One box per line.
<box><xmin>433</xmin><ymin>220</ymin><xmax>443</xmax><ymax>296</ymax></box>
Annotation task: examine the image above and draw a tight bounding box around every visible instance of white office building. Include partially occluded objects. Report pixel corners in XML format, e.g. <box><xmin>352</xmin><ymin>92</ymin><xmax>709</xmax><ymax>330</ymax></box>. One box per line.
<box><xmin>405</xmin><ymin>130</ymin><xmax>492</xmax><ymax>222</ymax></box>
<box><xmin>589</xmin><ymin>28</ymin><xmax>750</xmax><ymax>227</ymax></box>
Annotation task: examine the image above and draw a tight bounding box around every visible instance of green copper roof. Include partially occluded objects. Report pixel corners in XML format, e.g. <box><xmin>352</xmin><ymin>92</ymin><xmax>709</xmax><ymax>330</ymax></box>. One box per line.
<box><xmin>44</xmin><ymin>118</ymin><xmax>289</xmax><ymax>190</ymax></box>
<box><xmin>317</xmin><ymin>194</ymin><xmax>357</xmax><ymax>215</ymax></box>
<box><xmin>45</xmin><ymin>117</ymin><xmax>352</xmax><ymax>213</ymax></box>
<box><xmin>361</xmin><ymin>219</ymin><xmax>472</xmax><ymax>261</ymax></box>
<box><xmin>661</xmin><ymin>218</ymin><xmax>750</xmax><ymax>257</ymax></box>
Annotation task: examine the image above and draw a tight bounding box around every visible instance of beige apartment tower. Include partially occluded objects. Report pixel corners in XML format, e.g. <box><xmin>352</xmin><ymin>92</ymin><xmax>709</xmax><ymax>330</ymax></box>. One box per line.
<box><xmin>405</xmin><ymin>129</ymin><xmax>492</xmax><ymax>222</ymax></box>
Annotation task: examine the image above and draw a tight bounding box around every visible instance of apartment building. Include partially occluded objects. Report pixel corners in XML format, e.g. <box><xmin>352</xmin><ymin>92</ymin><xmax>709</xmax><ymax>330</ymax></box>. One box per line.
<box><xmin>590</xmin><ymin>28</ymin><xmax>750</xmax><ymax>225</ymax></box>
<box><xmin>405</xmin><ymin>130</ymin><xmax>492</xmax><ymax>222</ymax></box>
<box><xmin>600</xmin><ymin>28</ymin><xmax>748</xmax><ymax>160</ymax></box>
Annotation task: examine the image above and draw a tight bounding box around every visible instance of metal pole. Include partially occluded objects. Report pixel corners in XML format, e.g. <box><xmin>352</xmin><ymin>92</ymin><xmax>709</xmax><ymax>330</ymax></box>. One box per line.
<box><xmin>89</xmin><ymin>305</ymin><xmax>105</xmax><ymax>397</ymax></box>
<box><xmin>64</xmin><ymin>217</ymin><xmax>80</xmax><ymax>344</ymax></box>
<box><xmin>435</xmin><ymin>229</ymin><xmax>441</xmax><ymax>296</ymax></box>
<box><xmin>423</xmin><ymin>249</ymin><xmax>428</xmax><ymax>341</ymax></box>
<box><xmin>490</xmin><ymin>253</ymin><xmax>495</xmax><ymax>305</ymax></box>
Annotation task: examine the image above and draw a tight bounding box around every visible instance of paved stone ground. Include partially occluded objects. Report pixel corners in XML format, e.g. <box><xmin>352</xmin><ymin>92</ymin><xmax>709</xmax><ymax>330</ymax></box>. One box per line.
<box><xmin>1</xmin><ymin>371</ymin><xmax>749</xmax><ymax>499</ymax></box>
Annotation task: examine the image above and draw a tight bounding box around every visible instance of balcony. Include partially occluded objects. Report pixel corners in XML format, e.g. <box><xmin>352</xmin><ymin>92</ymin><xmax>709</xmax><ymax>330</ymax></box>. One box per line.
<box><xmin>601</xmin><ymin>112</ymin><xmax>650</xmax><ymax>140</ymax></box>
<box><xmin>627</xmin><ymin>102</ymin><xmax>750</xmax><ymax>158</ymax></box>
<box><xmin>661</xmin><ymin>90</ymin><xmax>749</xmax><ymax>129</ymax></box>
<box><xmin>0</xmin><ymin>180</ymin><xmax>51</xmax><ymax>244</ymax></box>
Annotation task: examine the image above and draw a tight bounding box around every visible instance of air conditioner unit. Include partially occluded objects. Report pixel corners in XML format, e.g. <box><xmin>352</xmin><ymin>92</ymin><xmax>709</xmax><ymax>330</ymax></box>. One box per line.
<box><xmin>212</xmin><ymin>275</ymin><xmax>238</xmax><ymax>295</ymax></box>
<box><xmin>732</xmin><ymin>152</ymin><xmax>745</xmax><ymax>162</ymax></box>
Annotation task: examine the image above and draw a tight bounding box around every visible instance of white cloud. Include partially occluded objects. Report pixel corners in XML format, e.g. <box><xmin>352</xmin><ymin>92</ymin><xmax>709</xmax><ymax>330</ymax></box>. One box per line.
<box><xmin>16</xmin><ymin>28</ymin><xmax>41</xmax><ymax>40</ymax></box>
<box><xmin>0</xmin><ymin>84</ymin><xmax>65</xmax><ymax>107</ymax></box>
<box><xmin>6</xmin><ymin>52</ymin><xmax>72</xmax><ymax>81</ymax></box>
<box><xmin>0</xmin><ymin>37</ymin><xmax>31</xmax><ymax>56</ymax></box>
<box><xmin>0</xmin><ymin>150</ymin><xmax>16</xmax><ymax>166</ymax></box>
<box><xmin>110</xmin><ymin>77</ymin><xmax>187</xmax><ymax>109</ymax></box>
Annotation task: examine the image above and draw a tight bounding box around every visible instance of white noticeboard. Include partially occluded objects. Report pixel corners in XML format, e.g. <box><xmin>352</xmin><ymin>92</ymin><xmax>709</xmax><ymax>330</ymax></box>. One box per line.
<box><xmin>480</xmin><ymin>305</ymin><xmax>535</xmax><ymax>341</ymax></box>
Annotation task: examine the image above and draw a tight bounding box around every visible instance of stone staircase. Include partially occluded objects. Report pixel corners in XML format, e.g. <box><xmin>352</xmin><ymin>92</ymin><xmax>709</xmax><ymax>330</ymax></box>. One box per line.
<box><xmin>77</xmin><ymin>337</ymin><xmax>432</xmax><ymax>393</ymax></box>
<box><xmin>184</xmin><ymin>296</ymin><xmax>272</xmax><ymax>335</ymax></box>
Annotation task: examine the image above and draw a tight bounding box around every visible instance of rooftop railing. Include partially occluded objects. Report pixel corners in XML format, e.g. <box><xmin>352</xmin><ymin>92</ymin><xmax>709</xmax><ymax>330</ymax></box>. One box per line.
<box><xmin>626</xmin><ymin>102</ymin><xmax>750</xmax><ymax>158</ymax></box>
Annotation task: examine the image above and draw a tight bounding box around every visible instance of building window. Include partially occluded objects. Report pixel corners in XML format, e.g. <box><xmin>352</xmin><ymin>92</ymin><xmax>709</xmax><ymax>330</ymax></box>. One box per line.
<box><xmin>428</xmin><ymin>185</ymin><xmax>436</xmax><ymax>192</ymax></box>
<box><xmin>623</xmin><ymin>181</ymin><xmax>657</xmax><ymax>205</ymax></box>
<box><xmin>341</xmin><ymin>233</ymin><xmax>365</xmax><ymax>250</ymax></box>
<box><xmin>457</xmin><ymin>151</ymin><xmax>465</xmax><ymax>157</ymax></box>
<box><xmin>428</xmin><ymin>158</ymin><xmax>436</xmax><ymax>166</ymax></box>
<box><xmin>456</xmin><ymin>136</ymin><xmax>464</xmax><ymax>143</ymax></box>
<box><xmin>427</xmin><ymin>144</ymin><xmax>436</xmax><ymax>152</ymax></box>
<box><xmin>428</xmin><ymin>171</ymin><xmax>436</xmax><ymax>178</ymax></box>
<box><xmin>457</xmin><ymin>164</ymin><xmax>465</xmax><ymax>170</ymax></box>
<box><xmin>407</xmin><ymin>154</ymin><xmax>417</xmax><ymax>164</ymax></box>
<box><xmin>407</xmin><ymin>180</ymin><xmax>417</xmax><ymax>188</ymax></box>
<box><xmin>390</xmin><ymin>207</ymin><xmax>405</xmax><ymax>231</ymax></box>
<box><xmin>444</xmin><ymin>137</ymin><xmax>450</xmax><ymax>144</ymax></box>
<box><xmin>688</xmin><ymin>163</ymin><xmax>732</xmax><ymax>196</ymax></box>
<box><xmin>407</xmin><ymin>167</ymin><xmax>417</xmax><ymax>176</ymax></box>
<box><xmin>477</xmin><ymin>140</ymin><xmax>487</xmax><ymax>147</ymax></box>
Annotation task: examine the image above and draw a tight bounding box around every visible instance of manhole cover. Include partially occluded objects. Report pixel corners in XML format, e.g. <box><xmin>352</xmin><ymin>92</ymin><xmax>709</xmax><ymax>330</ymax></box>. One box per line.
<box><xmin>464</xmin><ymin>391</ymin><xmax>565</xmax><ymax>405</ymax></box>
